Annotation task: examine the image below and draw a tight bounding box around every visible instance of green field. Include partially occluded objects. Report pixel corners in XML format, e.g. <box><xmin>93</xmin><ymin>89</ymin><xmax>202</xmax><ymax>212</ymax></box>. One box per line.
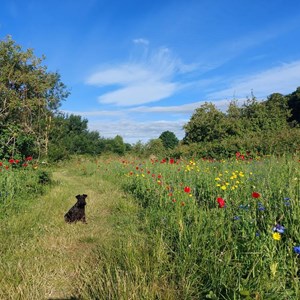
<box><xmin>0</xmin><ymin>155</ymin><xmax>299</xmax><ymax>299</ymax></box>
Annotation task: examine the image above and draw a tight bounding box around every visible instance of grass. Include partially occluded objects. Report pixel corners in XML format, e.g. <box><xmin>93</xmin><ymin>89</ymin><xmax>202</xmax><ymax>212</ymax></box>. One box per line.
<box><xmin>0</xmin><ymin>155</ymin><xmax>299</xmax><ymax>299</ymax></box>
<box><xmin>0</xmin><ymin>157</ymin><xmax>142</xmax><ymax>299</ymax></box>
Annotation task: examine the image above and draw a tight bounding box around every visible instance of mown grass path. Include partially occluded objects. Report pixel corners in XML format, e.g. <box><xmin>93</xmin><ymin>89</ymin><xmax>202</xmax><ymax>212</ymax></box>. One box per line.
<box><xmin>0</xmin><ymin>164</ymin><xmax>127</xmax><ymax>300</ymax></box>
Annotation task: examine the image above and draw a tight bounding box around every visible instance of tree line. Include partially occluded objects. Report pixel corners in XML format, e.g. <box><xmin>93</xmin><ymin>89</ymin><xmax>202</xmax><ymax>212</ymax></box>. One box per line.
<box><xmin>0</xmin><ymin>36</ymin><xmax>299</xmax><ymax>160</ymax></box>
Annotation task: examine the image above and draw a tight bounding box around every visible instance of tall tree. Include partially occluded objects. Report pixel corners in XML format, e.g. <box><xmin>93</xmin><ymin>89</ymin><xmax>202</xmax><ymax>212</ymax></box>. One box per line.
<box><xmin>0</xmin><ymin>36</ymin><xmax>69</xmax><ymax>158</ymax></box>
<box><xmin>183</xmin><ymin>102</ymin><xmax>227</xmax><ymax>143</ymax></box>
<box><xmin>159</xmin><ymin>130</ymin><xmax>179</xmax><ymax>149</ymax></box>
<box><xmin>287</xmin><ymin>87</ymin><xmax>300</xmax><ymax>124</ymax></box>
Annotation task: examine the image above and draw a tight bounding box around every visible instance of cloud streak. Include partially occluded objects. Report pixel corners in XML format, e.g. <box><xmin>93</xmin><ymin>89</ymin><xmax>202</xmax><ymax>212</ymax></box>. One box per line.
<box><xmin>88</xmin><ymin>119</ymin><xmax>187</xmax><ymax>143</ymax></box>
<box><xmin>209</xmin><ymin>60</ymin><xmax>300</xmax><ymax>99</ymax></box>
<box><xmin>86</xmin><ymin>44</ymin><xmax>196</xmax><ymax>106</ymax></box>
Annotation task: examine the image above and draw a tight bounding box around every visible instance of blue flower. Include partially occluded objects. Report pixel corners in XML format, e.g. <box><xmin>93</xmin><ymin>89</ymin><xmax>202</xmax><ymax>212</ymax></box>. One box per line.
<box><xmin>273</xmin><ymin>224</ymin><xmax>285</xmax><ymax>234</ymax></box>
<box><xmin>293</xmin><ymin>246</ymin><xmax>300</xmax><ymax>254</ymax></box>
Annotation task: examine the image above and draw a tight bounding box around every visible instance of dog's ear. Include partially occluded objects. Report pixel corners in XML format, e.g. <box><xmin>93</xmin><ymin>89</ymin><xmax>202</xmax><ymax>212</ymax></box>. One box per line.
<box><xmin>83</xmin><ymin>194</ymin><xmax>88</xmax><ymax>198</ymax></box>
<box><xmin>76</xmin><ymin>194</ymin><xmax>81</xmax><ymax>200</ymax></box>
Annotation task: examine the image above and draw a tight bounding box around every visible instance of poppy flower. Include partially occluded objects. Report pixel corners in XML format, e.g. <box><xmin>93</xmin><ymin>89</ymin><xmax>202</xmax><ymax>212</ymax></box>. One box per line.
<box><xmin>184</xmin><ymin>186</ymin><xmax>191</xmax><ymax>193</ymax></box>
<box><xmin>217</xmin><ymin>197</ymin><xmax>226</xmax><ymax>208</ymax></box>
<box><xmin>25</xmin><ymin>156</ymin><xmax>33</xmax><ymax>161</ymax></box>
<box><xmin>169</xmin><ymin>158</ymin><xmax>175</xmax><ymax>164</ymax></box>
<box><xmin>9</xmin><ymin>159</ymin><xmax>15</xmax><ymax>164</ymax></box>
<box><xmin>252</xmin><ymin>192</ymin><xmax>260</xmax><ymax>198</ymax></box>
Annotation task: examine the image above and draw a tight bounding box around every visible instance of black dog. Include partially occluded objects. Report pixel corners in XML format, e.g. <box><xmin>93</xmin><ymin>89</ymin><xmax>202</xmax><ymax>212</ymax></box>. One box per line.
<box><xmin>64</xmin><ymin>194</ymin><xmax>88</xmax><ymax>223</ymax></box>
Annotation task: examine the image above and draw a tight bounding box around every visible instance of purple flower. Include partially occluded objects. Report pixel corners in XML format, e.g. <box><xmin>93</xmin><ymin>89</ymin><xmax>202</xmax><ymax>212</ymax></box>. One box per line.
<box><xmin>273</xmin><ymin>224</ymin><xmax>285</xmax><ymax>234</ymax></box>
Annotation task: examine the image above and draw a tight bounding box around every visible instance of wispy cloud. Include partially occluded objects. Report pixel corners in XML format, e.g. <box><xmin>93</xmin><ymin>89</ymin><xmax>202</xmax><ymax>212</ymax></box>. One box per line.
<box><xmin>86</xmin><ymin>43</ymin><xmax>196</xmax><ymax>106</ymax></box>
<box><xmin>133</xmin><ymin>38</ymin><xmax>149</xmax><ymax>46</ymax></box>
<box><xmin>63</xmin><ymin>99</ymin><xmax>235</xmax><ymax>118</ymax></box>
<box><xmin>208</xmin><ymin>60</ymin><xmax>300</xmax><ymax>99</ymax></box>
<box><xmin>88</xmin><ymin>119</ymin><xmax>187</xmax><ymax>143</ymax></box>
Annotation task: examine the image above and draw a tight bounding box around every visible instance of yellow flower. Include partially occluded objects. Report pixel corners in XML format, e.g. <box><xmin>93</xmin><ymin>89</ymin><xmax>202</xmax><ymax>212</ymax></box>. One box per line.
<box><xmin>272</xmin><ymin>232</ymin><xmax>281</xmax><ymax>241</ymax></box>
<box><xmin>221</xmin><ymin>185</ymin><xmax>226</xmax><ymax>190</ymax></box>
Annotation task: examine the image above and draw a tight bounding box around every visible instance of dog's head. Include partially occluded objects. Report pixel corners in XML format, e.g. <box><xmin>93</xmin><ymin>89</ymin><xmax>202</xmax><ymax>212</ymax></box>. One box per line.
<box><xmin>75</xmin><ymin>194</ymin><xmax>87</xmax><ymax>208</ymax></box>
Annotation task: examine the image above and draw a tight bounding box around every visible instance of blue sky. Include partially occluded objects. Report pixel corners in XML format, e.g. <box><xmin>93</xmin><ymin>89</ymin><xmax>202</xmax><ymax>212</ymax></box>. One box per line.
<box><xmin>1</xmin><ymin>0</ymin><xmax>300</xmax><ymax>143</ymax></box>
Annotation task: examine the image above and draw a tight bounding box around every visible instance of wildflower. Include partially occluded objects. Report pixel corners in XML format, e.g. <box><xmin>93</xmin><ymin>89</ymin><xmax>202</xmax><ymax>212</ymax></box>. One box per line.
<box><xmin>233</xmin><ymin>216</ymin><xmax>240</xmax><ymax>221</ymax></box>
<box><xmin>273</xmin><ymin>224</ymin><xmax>285</xmax><ymax>234</ymax></box>
<box><xmin>25</xmin><ymin>156</ymin><xmax>33</xmax><ymax>161</ymax></box>
<box><xmin>180</xmin><ymin>201</ymin><xmax>185</xmax><ymax>206</ymax></box>
<box><xmin>272</xmin><ymin>232</ymin><xmax>281</xmax><ymax>241</ymax></box>
<box><xmin>221</xmin><ymin>185</ymin><xmax>226</xmax><ymax>190</ymax></box>
<box><xmin>169</xmin><ymin>158</ymin><xmax>175</xmax><ymax>164</ymax></box>
<box><xmin>9</xmin><ymin>159</ymin><xmax>15</xmax><ymax>164</ymax></box>
<box><xmin>184</xmin><ymin>186</ymin><xmax>191</xmax><ymax>193</ymax></box>
<box><xmin>252</xmin><ymin>192</ymin><xmax>260</xmax><ymax>198</ymax></box>
<box><xmin>293</xmin><ymin>246</ymin><xmax>300</xmax><ymax>254</ymax></box>
<box><xmin>258</xmin><ymin>202</ymin><xmax>265</xmax><ymax>211</ymax></box>
<box><xmin>0</xmin><ymin>162</ymin><xmax>2</xmax><ymax>166</ymax></box>
<box><xmin>217</xmin><ymin>197</ymin><xmax>225</xmax><ymax>208</ymax></box>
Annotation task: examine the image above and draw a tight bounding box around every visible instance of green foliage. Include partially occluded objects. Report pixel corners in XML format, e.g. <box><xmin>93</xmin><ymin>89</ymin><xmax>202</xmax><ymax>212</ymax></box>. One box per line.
<box><xmin>145</xmin><ymin>138</ymin><xmax>165</xmax><ymax>156</ymax></box>
<box><xmin>0</xmin><ymin>159</ymin><xmax>51</xmax><ymax>215</ymax></box>
<box><xmin>0</xmin><ymin>36</ymin><xmax>69</xmax><ymax>158</ymax></box>
<box><xmin>287</xmin><ymin>87</ymin><xmax>300</xmax><ymax>124</ymax></box>
<box><xmin>159</xmin><ymin>130</ymin><xmax>179</xmax><ymax>149</ymax></box>
<box><xmin>181</xmin><ymin>91</ymin><xmax>300</xmax><ymax>158</ymax></box>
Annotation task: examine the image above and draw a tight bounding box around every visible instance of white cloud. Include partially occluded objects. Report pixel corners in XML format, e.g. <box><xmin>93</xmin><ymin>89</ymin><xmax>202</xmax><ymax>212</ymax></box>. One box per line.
<box><xmin>86</xmin><ymin>45</ymin><xmax>196</xmax><ymax>106</ymax></box>
<box><xmin>133</xmin><ymin>38</ymin><xmax>149</xmax><ymax>46</ymax></box>
<box><xmin>63</xmin><ymin>98</ymin><xmax>238</xmax><ymax>119</ymax></box>
<box><xmin>88</xmin><ymin>119</ymin><xmax>186</xmax><ymax>143</ymax></box>
<box><xmin>99</xmin><ymin>81</ymin><xmax>177</xmax><ymax>106</ymax></box>
<box><xmin>209</xmin><ymin>60</ymin><xmax>300</xmax><ymax>99</ymax></box>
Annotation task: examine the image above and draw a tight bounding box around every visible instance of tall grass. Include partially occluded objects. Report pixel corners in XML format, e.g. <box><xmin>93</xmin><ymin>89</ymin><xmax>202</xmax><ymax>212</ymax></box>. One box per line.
<box><xmin>81</xmin><ymin>155</ymin><xmax>300</xmax><ymax>299</ymax></box>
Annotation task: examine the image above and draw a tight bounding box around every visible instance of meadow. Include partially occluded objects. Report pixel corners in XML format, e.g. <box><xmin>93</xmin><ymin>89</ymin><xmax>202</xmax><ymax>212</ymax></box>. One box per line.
<box><xmin>0</xmin><ymin>154</ymin><xmax>299</xmax><ymax>299</ymax></box>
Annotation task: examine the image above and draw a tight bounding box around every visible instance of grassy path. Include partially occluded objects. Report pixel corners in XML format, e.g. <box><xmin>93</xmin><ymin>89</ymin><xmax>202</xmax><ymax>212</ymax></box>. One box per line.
<box><xmin>0</xmin><ymin>164</ymin><xmax>130</xmax><ymax>300</ymax></box>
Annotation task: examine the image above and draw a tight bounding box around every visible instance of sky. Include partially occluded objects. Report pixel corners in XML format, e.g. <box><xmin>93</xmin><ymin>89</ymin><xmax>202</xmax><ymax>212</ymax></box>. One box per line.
<box><xmin>1</xmin><ymin>0</ymin><xmax>300</xmax><ymax>144</ymax></box>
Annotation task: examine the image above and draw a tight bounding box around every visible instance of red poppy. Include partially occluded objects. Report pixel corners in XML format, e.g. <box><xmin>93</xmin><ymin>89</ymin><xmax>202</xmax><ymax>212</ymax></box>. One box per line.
<box><xmin>217</xmin><ymin>197</ymin><xmax>226</xmax><ymax>208</ymax></box>
<box><xmin>0</xmin><ymin>162</ymin><xmax>2</xmax><ymax>166</ymax></box>
<box><xmin>169</xmin><ymin>158</ymin><xmax>175</xmax><ymax>164</ymax></box>
<box><xmin>9</xmin><ymin>159</ymin><xmax>14</xmax><ymax>164</ymax></box>
<box><xmin>184</xmin><ymin>186</ymin><xmax>191</xmax><ymax>193</ymax></box>
<box><xmin>25</xmin><ymin>156</ymin><xmax>33</xmax><ymax>161</ymax></box>
<box><xmin>252</xmin><ymin>192</ymin><xmax>260</xmax><ymax>198</ymax></box>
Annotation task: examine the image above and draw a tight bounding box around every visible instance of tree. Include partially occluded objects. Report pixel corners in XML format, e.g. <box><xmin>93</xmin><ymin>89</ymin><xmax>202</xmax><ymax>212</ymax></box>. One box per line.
<box><xmin>287</xmin><ymin>87</ymin><xmax>300</xmax><ymax>124</ymax></box>
<box><xmin>159</xmin><ymin>131</ymin><xmax>179</xmax><ymax>149</ymax></box>
<box><xmin>145</xmin><ymin>139</ymin><xmax>165</xmax><ymax>156</ymax></box>
<box><xmin>0</xmin><ymin>36</ymin><xmax>69</xmax><ymax>158</ymax></box>
<box><xmin>183</xmin><ymin>102</ymin><xmax>227</xmax><ymax>144</ymax></box>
